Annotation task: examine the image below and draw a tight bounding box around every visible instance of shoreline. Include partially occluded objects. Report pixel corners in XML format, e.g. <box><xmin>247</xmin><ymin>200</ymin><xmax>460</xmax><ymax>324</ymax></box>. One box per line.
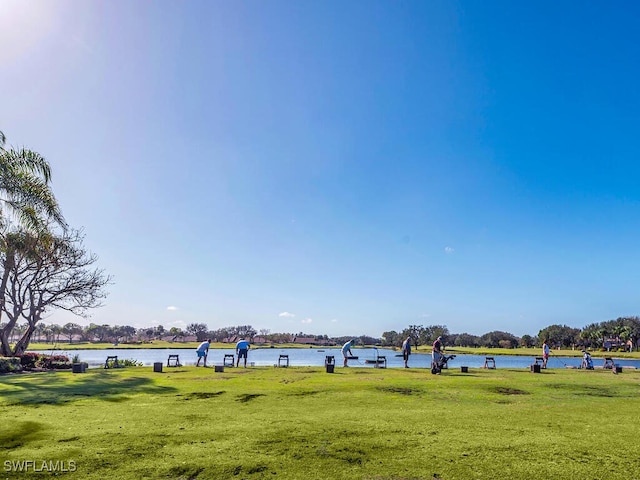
<box><xmin>16</xmin><ymin>341</ymin><xmax>640</xmax><ymax>359</ymax></box>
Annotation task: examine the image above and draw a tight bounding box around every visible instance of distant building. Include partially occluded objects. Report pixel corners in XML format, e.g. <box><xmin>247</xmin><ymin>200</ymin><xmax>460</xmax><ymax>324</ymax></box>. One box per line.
<box><xmin>161</xmin><ymin>335</ymin><xmax>197</xmax><ymax>343</ymax></box>
<box><xmin>292</xmin><ymin>336</ymin><xmax>331</xmax><ymax>346</ymax></box>
<box><xmin>603</xmin><ymin>338</ymin><xmax>632</xmax><ymax>351</ymax></box>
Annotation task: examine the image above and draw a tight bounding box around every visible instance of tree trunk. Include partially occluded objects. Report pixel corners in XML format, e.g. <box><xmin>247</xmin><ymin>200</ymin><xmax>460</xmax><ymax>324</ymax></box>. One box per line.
<box><xmin>0</xmin><ymin>247</ymin><xmax>16</xmax><ymax>356</ymax></box>
<box><xmin>12</xmin><ymin>323</ymin><xmax>37</xmax><ymax>356</ymax></box>
<box><xmin>0</xmin><ymin>329</ymin><xmax>12</xmax><ymax>357</ymax></box>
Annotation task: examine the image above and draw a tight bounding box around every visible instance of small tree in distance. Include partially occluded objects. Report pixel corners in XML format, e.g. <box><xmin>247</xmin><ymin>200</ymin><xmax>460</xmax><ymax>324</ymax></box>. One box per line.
<box><xmin>186</xmin><ymin>322</ymin><xmax>209</xmax><ymax>342</ymax></box>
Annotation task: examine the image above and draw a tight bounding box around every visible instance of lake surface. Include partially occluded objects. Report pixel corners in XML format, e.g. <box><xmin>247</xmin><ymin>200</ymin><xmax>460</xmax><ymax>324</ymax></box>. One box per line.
<box><xmin>34</xmin><ymin>347</ymin><xmax>640</xmax><ymax>370</ymax></box>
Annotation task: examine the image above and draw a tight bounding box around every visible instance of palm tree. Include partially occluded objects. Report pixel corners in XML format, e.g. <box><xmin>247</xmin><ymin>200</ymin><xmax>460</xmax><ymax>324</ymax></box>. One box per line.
<box><xmin>50</xmin><ymin>324</ymin><xmax>62</xmax><ymax>345</ymax></box>
<box><xmin>580</xmin><ymin>323</ymin><xmax>600</xmax><ymax>349</ymax></box>
<box><xmin>0</xmin><ymin>130</ymin><xmax>65</xmax><ymax>231</ymax></box>
<box><xmin>594</xmin><ymin>327</ymin><xmax>607</xmax><ymax>350</ymax></box>
<box><xmin>0</xmin><ymin>130</ymin><xmax>66</xmax><ymax>355</ymax></box>
<box><xmin>617</xmin><ymin>325</ymin><xmax>632</xmax><ymax>352</ymax></box>
<box><xmin>9</xmin><ymin>322</ymin><xmax>26</xmax><ymax>342</ymax></box>
<box><xmin>35</xmin><ymin>323</ymin><xmax>48</xmax><ymax>343</ymax></box>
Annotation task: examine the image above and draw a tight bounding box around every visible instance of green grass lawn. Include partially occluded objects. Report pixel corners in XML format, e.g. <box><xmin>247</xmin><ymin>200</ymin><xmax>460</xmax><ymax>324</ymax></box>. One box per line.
<box><xmin>1</xmin><ymin>365</ymin><xmax>639</xmax><ymax>480</ymax></box>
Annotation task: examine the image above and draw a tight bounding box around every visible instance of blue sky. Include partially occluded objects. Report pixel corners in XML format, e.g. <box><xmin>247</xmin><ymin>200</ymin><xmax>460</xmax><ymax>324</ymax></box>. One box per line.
<box><xmin>2</xmin><ymin>0</ymin><xmax>639</xmax><ymax>337</ymax></box>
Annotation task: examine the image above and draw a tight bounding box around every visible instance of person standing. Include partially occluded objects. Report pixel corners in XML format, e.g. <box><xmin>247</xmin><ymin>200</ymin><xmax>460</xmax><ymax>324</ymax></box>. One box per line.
<box><xmin>236</xmin><ymin>338</ymin><xmax>250</xmax><ymax>368</ymax></box>
<box><xmin>342</xmin><ymin>340</ymin><xmax>355</xmax><ymax>367</ymax></box>
<box><xmin>401</xmin><ymin>337</ymin><xmax>412</xmax><ymax>368</ymax></box>
<box><xmin>432</xmin><ymin>336</ymin><xmax>443</xmax><ymax>371</ymax></box>
<box><xmin>542</xmin><ymin>340</ymin><xmax>550</xmax><ymax>369</ymax></box>
<box><xmin>196</xmin><ymin>339</ymin><xmax>211</xmax><ymax>367</ymax></box>
<box><xmin>581</xmin><ymin>349</ymin><xmax>594</xmax><ymax>370</ymax></box>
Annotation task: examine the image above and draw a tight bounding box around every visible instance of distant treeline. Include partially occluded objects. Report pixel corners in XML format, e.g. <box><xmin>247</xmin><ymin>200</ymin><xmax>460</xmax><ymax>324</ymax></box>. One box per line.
<box><xmin>9</xmin><ymin>316</ymin><xmax>640</xmax><ymax>352</ymax></box>
<box><xmin>382</xmin><ymin>316</ymin><xmax>640</xmax><ymax>351</ymax></box>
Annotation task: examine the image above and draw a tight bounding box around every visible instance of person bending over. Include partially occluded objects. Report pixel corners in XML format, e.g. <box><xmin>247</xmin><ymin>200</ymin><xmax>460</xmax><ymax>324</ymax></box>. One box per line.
<box><xmin>342</xmin><ymin>339</ymin><xmax>355</xmax><ymax>367</ymax></box>
<box><xmin>236</xmin><ymin>338</ymin><xmax>250</xmax><ymax>368</ymax></box>
<box><xmin>196</xmin><ymin>339</ymin><xmax>211</xmax><ymax>367</ymax></box>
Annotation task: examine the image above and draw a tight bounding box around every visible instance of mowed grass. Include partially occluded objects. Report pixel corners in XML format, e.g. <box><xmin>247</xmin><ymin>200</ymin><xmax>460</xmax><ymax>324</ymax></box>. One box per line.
<box><xmin>1</xmin><ymin>366</ymin><xmax>640</xmax><ymax>480</ymax></box>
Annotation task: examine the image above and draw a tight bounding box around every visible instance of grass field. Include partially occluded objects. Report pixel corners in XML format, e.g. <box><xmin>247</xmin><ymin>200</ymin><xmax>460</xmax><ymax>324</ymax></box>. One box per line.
<box><xmin>2</xmin><ymin>365</ymin><xmax>640</xmax><ymax>480</ymax></box>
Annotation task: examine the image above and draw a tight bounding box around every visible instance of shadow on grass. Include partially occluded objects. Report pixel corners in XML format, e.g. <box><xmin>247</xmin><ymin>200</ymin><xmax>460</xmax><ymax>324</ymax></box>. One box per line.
<box><xmin>378</xmin><ymin>386</ymin><xmax>424</xmax><ymax>395</ymax></box>
<box><xmin>236</xmin><ymin>393</ymin><xmax>264</xmax><ymax>403</ymax></box>
<box><xmin>0</xmin><ymin>370</ymin><xmax>177</xmax><ymax>405</ymax></box>
<box><xmin>546</xmin><ymin>383</ymin><xmax>623</xmax><ymax>398</ymax></box>
<box><xmin>0</xmin><ymin>421</ymin><xmax>44</xmax><ymax>449</ymax></box>
<box><xmin>181</xmin><ymin>391</ymin><xmax>226</xmax><ymax>400</ymax></box>
<box><xmin>492</xmin><ymin>386</ymin><xmax>530</xmax><ymax>395</ymax></box>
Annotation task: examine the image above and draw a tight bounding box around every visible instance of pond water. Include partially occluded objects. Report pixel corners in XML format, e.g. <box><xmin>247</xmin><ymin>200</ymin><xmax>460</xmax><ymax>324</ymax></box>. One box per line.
<box><xmin>33</xmin><ymin>347</ymin><xmax>640</xmax><ymax>370</ymax></box>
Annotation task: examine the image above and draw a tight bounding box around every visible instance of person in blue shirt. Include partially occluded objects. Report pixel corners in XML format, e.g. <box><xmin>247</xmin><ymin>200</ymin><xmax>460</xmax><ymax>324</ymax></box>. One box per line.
<box><xmin>236</xmin><ymin>338</ymin><xmax>250</xmax><ymax>367</ymax></box>
<box><xmin>342</xmin><ymin>340</ymin><xmax>355</xmax><ymax>367</ymax></box>
<box><xmin>581</xmin><ymin>350</ymin><xmax>594</xmax><ymax>370</ymax></box>
<box><xmin>196</xmin><ymin>339</ymin><xmax>211</xmax><ymax>367</ymax></box>
<box><xmin>401</xmin><ymin>337</ymin><xmax>412</xmax><ymax>368</ymax></box>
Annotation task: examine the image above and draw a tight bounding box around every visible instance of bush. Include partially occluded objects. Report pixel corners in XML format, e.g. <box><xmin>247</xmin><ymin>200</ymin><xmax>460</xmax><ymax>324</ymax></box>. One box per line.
<box><xmin>118</xmin><ymin>358</ymin><xmax>142</xmax><ymax>367</ymax></box>
<box><xmin>39</xmin><ymin>354</ymin><xmax>72</xmax><ymax>369</ymax></box>
<box><xmin>19</xmin><ymin>352</ymin><xmax>71</xmax><ymax>370</ymax></box>
<box><xmin>20</xmin><ymin>352</ymin><xmax>40</xmax><ymax>368</ymax></box>
<box><xmin>105</xmin><ymin>358</ymin><xmax>141</xmax><ymax>368</ymax></box>
<box><xmin>0</xmin><ymin>357</ymin><xmax>22</xmax><ymax>374</ymax></box>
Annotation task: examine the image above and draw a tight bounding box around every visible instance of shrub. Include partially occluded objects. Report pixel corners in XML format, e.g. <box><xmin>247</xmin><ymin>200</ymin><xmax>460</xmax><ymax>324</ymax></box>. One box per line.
<box><xmin>119</xmin><ymin>358</ymin><xmax>143</xmax><ymax>367</ymax></box>
<box><xmin>20</xmin><ymin>352</ymin><xmax>40</xmax><ymax>369</ymax></box>
<box><xmin>39</xmin><ymin>355</ymin><xmax>71</xmax><ymax>369</ymax></box>
<box><xmin>105</xmin><ymin>358</ymin><xmax>141</xmax><ymax>368</ymax></box>
<box><xmin>19</xmin><ymin>353</ymin><xmax>71</xmax><ymax>370</ymax></box>
<box><xmin>0</xmin><ymin>357</ymin><xmax>22</xmax><ymax>374</ymax></box>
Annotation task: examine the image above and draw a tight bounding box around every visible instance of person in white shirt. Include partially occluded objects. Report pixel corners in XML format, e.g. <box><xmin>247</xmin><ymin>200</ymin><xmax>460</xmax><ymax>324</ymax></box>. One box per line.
<box><xmin>196</xmin><ymin>339</ymin><xmax>211</xmax><ymax>367</ymax></box>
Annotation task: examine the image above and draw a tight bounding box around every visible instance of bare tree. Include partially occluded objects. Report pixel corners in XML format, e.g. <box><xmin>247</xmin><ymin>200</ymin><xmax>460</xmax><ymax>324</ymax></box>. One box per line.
<box><xmin>235</xmin><ymin>325</ymin><xmax>257</xmax><ymax>340</ymax></box>
<box><xmin>186</xmin><ymin>323</ymin><xmax>209</xmax><ymax>341</ymax></box>
<box><xmin>0</xmin><ymin>228</ymin><xmax>111</xmax><ymax>356</ymax></box>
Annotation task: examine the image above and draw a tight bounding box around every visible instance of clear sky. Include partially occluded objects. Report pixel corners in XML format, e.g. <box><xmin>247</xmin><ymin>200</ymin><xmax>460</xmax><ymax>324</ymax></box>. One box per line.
<box><xmin>2</xmin><ymin>0</ymin><xmax>639</xmax><ymax>337</ymax></box>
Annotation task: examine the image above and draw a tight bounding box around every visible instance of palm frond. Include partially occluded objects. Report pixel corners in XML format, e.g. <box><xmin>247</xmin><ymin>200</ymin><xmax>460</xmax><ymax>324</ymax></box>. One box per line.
<box><xmin>0</xmin><ymin>135</ymin><xmax>65</xmax><ymax>233</ymax></box>
<box><xmin>0</xmin><ymin>148</ymin><xmax>52</xmax><ymax>181</ymax></box>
